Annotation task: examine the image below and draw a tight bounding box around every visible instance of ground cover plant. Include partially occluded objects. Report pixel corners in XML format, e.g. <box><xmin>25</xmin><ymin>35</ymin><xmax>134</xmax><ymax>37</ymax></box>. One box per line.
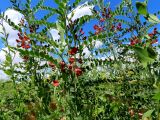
<box><xmin>0</xmin><ymin>0</ymin><xmax>160</xmax><ymax>119</ymax></box>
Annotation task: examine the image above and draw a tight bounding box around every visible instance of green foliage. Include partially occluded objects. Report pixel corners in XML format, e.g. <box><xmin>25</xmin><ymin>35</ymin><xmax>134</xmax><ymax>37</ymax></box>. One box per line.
<box><xmin>136</xmin><ymin>1</ymin><xmax>148</xmax><ymax>15</ymax></box>
<box><xmin>133</xmin><ymin>46</ymin><xmax>157</xmax><ymax>67</ymax></box>
<box><xmin>0</xmin><ymin>0</ymin><xmax>160</xmax><ymax>119</ymax></box>
<box><xmin>147</xmin><ymin>14</ymin><xmax>160</xmax><ymax>23</ymax></box>
<box><xmin>142</xmin><ymin>110</ymin><xmax>154</xmax><ymax>119</ymax></box>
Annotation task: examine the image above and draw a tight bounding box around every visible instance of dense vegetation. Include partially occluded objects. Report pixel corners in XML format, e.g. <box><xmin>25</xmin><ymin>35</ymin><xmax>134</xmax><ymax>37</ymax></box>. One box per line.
<box><xmin>0</xmin><ymin>0</ymin><xmax>160</xmax><ymax>119</ymax></box>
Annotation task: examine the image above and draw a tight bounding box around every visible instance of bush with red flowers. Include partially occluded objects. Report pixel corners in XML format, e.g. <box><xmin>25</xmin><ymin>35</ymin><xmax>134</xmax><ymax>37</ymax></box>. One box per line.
<box><xmin>0</xmin><ymin>0</ymin><xmax>160</xmax><ymax>120</ymax></box>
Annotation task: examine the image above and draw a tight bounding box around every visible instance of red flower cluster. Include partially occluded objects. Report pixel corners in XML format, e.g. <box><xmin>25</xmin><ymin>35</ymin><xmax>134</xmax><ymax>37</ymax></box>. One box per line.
<box><xmin>102</xmin><ymin>7</ymin><xmax>112</xmax><ymax>18</ymax></box>
<box><xmin>59</xmin><ymin>59</ymin><xmax>83</xmax><ymax>76</ymax></box>
<box><xmin>128</xmin><ymin>108</ymin><xmax>134</xmax><ymax>118</ymax></box>
<box><xmin>68</xmin><ymin>47</ymin><xmax>78</xmax><ymax>55</ymax></box>
<box><xmin>148</xmin><ymin>28</ymin><xmax>158</xmax><ymax>44</ymax></box>
<box><xmin>16</xmin><ymin>32</ymin><xmax>30</xmax><ymax>49</ymax></box>
<box><xmin>100</xmin><ymin>18</ymin><xmax>105</xmax><ymax>22</ymax></box>
<box><xmin>116</xmin><ymin>23</ymin><xmax>122</xmax><ymax>30</ymax></box>
<box><xmin>68</xmin><ymin>64</ymin><xmax>73</xmax><ymax>70</ymax></box>
<box><xmin>130</xmin><ymin>36</ymin><xmax>141</xmax><ymax>46</ymax></box>
<box><xmin>74</xmin><ymin>67</ymin><xmax>82</xmax><ymax>76</ymax></box>
<box><xmin>60</xmin><ymin>61</ymin><xmax>66</xmax><ymax>72</ymax></box>
<box><xmin>52</xmin><ymin>80</ymin><xmax>59</xmax><ymax>87</ymax></box>
<box><xmin>69</xmin><ymin>57</ymin><xmax>75</xmax><ymax>64</ymax></box>
<box><xmin>80</xmin><ymin>28</ymin><xmax>85</xmax><ymax>35</ymax></box>
<box><xmin>67</xmin><ymin>57</ymin><xmax>83</xmax><ymax>75</ymax></box>
<box><xmin>93</xmin><ymin>8</ymin><xmax>113</xmax><ymax>35</ymax></box>
<box><xmin>94</xmin><ymin>25</ymin><xmax>104</xmax><ymax>35</ymax></box>
<box><xmin>48</xmin><ymin>61</ymin><xmax>55</xmax><ymax>70</ymax></box>
<box><xmin>128</xmin><ymin>108</ymin><xmax>144</xmax><ymax>119</ymax></box>
<box><xmin>151</xmin><ymin>39</ymin><xmax>158</xmax><ymax>44</ymax></box>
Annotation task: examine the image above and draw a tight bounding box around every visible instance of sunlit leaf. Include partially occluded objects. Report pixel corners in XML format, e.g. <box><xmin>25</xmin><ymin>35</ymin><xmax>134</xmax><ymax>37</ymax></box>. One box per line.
<box><xmin>153</xmin><ymin>92</ymin><xmax>160</xmax><ymax>100</ymax></box>
<box><xmin>147</xmin><ymin>14</ymin><xmax>160</xmax><ymax>23</ymax></box>
<box><xmin>142</xmin><ymin>110</ymin><xmax>154</xmax><ymax>119</ymax></box>
<box><xmin>133</xmin><ymin>46</ymin><xmax>157</xmax><ymax>67</ymax></box>
<box><xmin>136</xmin><ymin>1</ymin><xmax>148</xmax><ymax>15</ymax></box>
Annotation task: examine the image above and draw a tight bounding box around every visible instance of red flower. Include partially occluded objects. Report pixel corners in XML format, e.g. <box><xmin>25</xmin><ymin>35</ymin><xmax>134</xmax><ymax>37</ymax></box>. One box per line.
<box><xmin>151</xmin><ymin>39</ymin><xmax>158</xmax><ymax>44</ymax></box>
<box><xmin>60</xmin><ymin>61</ymin><xmax>65</xmax><ymax>67</ymax></box>
<box><xmin>111</xmin><ymin>25</ymin><xmax>115</xmax><ymax>30</ymax></box>
<box><xmin>80</xmin><ymin>28</ymin><xmax>85</xmax><ymax>35</ymax></box>
<box><xmin>138</xmin><ymin>112</ymin><xmax>143</xmax><ymax>118</ymax></box>
<box><xmin>74</xmin><ymin>67</ymin><xmax>82</xmax><ymax>76</ymax></box>
<box><xmin>52</xmin><ymin>80</ymin><xmax>59</xmax><ymax>87</ymax></box>
<box><xmin>68</xmin><ymin>47</ymin><xmax>78</xmax><ymax>55</ymax></box>
<box><xmin>148</xmin><ymin>33</ymin><xmax>154</xmax><ymax>37</ymax></box>
<box><xmin>68</xmin><ymin>64</ymin><xmax>73</xmax><ymax>70</ymax></box>
<box><xmin>130</xmin><ymin>40</ymin><xmax>136</xmax><ymax>46</ymax></box>
<box><xmin>118</xmin><ymin>23</ymin><xmax>121</xmax><ymax>26</ymax></box>
<box><xmin>22</xmin><ymin>44</ymin><xmax>30</xmax><ymax>49</ymax></box>
<box><xmin>100</xmin><ymin>18</ymin><xmax>105</xmax><ymax>22</ymax></box>
<box><xmin>19</xmin><ymin>35</ymin><xmax>23</xmax><ymax>40</ymax></box>
<box><xmin>16</xmin><ymin>32</ymin><xmax>31</xmax><ymax>49</ymax></box>
<box><xmin>69</xmin><ymin>57</ymin><xmax>75</xmax><ymax>64</ymax></box>
<box><xmin>24</xmin><ymin>34</ymin><xmax>29</xmax><ymax>40</ymax></box>
<box><xmin>94</xmin><ymin>25</ymin><xmax>104</xmax><ymax>35</ymax></box>
<box><xmin>154</xmin><ymin>28</ymin><xmax>157</xmax><ymax>34</ymax></box>
<box><xmin>130</xmin><ymin>36</ymin><xmax>141</xmax><ymax>46</ymax></box>
<box><xmin>102</xmin><ymin>13</ymin><xmax>105</xmax><ymax>17</ymax></box>
<box><xmin>60</xmin><ymin>61</ymin><xmax>65</xmax><ymax>72</ymax></box>
<box><xmin>48</xmin><ymin>62</ymin><xmax>55</xmax><ymax>68</ymax></box>
<box><xmin>94</xmin><ymin>25</ymin><xmax>99</xmax><ymax>30</ymax></box>
<box><xmin>23</xmin><ymin>56</ymin><xmax>29</xmax><ymax>62</ymax></box>
<box><xmin>128</xmin><ymin>108</ymin><xmax>134</xmax><ymax>117</ymax></box>
<box><xmin>78</xmin><ymin>58</ymin><xmax>82</xmax><ymax>64</ymax></box>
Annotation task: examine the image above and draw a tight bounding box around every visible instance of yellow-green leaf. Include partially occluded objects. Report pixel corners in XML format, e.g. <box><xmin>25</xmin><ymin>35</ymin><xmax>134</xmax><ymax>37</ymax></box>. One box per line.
<box><xmin>136</xmin><ymin>1</ymin><xmax>148</xmax><ymax>15</ymax></box>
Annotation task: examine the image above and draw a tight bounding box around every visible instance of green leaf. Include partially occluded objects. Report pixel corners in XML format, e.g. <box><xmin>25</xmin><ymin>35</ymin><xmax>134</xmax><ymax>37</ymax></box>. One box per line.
<box><xmin>32</xmin><ymin>0</ymin><xmax>44</xmax><ymax>13</ymax></box>
<box><xmin>147</xmin><ymin>47</ymin><xmax>157</xmax><ymax>59</ymax></box>
<box><xmin>153</xmin><ymin>92</ymin><xmax>160</xmax><ymax>100</ymax></box>
<box><xmin>93</xmin><ymin>107</ymin><xmax>104</xmax><ymax>117</ymax></box>
<box><xmin>136</xmin><ymin>1</ymin><xmax>148</xmax><ymax>15</ymax></box>
<box><xmin>56</xmin><ymin>22</ymin><xmax>65</xmax><ymax>44</ymax></box>
<box><xmin>4</xmin><ymin>69</ymin><xmax>12</xmax><ymax>75</ymax></box>
<box><xmin>6</xmin><ymin>55</ymin><xmax>12</xmax><ymax>62</ymax></box>
<box><xmin>142</xmin><ymin>110</ymin><xmax>154</xmax><ymax>119</ymax></box>
<box><xmin>133</xmin><ymin>46</ymin><xmax>157</xmax><ymax>67</ymax></box>
<box><xmin>54</xmin><ymin>0</ymin><xmax>60</xmax><ymax>4</ymax></box>
<box><xmin>147</xmin><ymin>14</ymin><xmax>160</xmax><ymax>23</ymax></box>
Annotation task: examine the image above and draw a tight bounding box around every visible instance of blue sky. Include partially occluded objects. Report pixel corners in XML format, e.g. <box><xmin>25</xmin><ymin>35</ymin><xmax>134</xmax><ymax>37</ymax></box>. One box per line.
<box><xmin>0</xmin><ymin>0</ymin><xmax>160</xmax><ymax>49</ymax></box>
<box><xmin>1</xmin><ymin>0</ymin><xmax>160</xmax><ymax>19</ymax></box>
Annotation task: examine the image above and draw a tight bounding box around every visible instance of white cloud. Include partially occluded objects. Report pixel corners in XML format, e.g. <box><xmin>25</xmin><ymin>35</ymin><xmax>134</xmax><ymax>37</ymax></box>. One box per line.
<box><xmin>0</xmin><ymin>9</ymin><xmax>24</xmax><ymax>47</ymax></box>
<box><xmin>82</xmin><ymin>47</ymin><xmax>91</xmax><ymax>58</ymax></box>
<box><xmin>68</xmin><ymin>2</ymin><xmax>94</xmax><ymax>22</ymax></box>
<box><xmin>100</xmin><ymin>56</ymin><xmax>107</xmax><ymax>61</ymax></box>
<box><xmin>94</xmin><ymin>40</ymin><xmax>103</xmax><ymax>49</ymax></box>
<box><xmin>0</xmin><ymin>47</ymin><xmax>22</xmax><ymax>64</ymax></box>
<box><xmin>50</xmin><ymin>2</ymin><xmax>94</xmax><ymax>41</ymax></box>
<box><xmin>0</xmin><ymin>48</ymin><xmax>7</xmax><ymax>62</ymax></box>
<box><xmin>4</xmin><ymin>9</ymin><xmax>24</xmax><ymax>25</ymax></box>
<box><xmin>0</xmin><ymin>70</ymin><xmax>10</xmax><ymax>80</ymax></box>
<box><xmin>0</xmin><ymin>9</ymin><xmax>24</xmax><ymax>80</ymax></box>
<box><xmin>0</xmin><ymin>24</ymin><xmax>3</xmax><ymax>33</ymax></box>
<box><xmin>39</xmin><ymin>60</ymin><xmax>47</xmax><ymax>66</ymax></box>
<box><xmin>50</xmin><ymin>29</ymin><xmax>60</xmax><ymax>41</ymax></box>
<box><xmin>0</xmin><ymin>47</ymin><xmax>23</xmax><ymax>80</ymax></box>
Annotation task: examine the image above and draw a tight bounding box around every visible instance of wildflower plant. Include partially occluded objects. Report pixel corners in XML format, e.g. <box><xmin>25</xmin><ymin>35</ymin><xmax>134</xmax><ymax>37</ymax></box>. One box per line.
<box><xmin>0</xmin><ymin>0</ymin><xmax>160</xmax><ymax>119</ymax></box>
